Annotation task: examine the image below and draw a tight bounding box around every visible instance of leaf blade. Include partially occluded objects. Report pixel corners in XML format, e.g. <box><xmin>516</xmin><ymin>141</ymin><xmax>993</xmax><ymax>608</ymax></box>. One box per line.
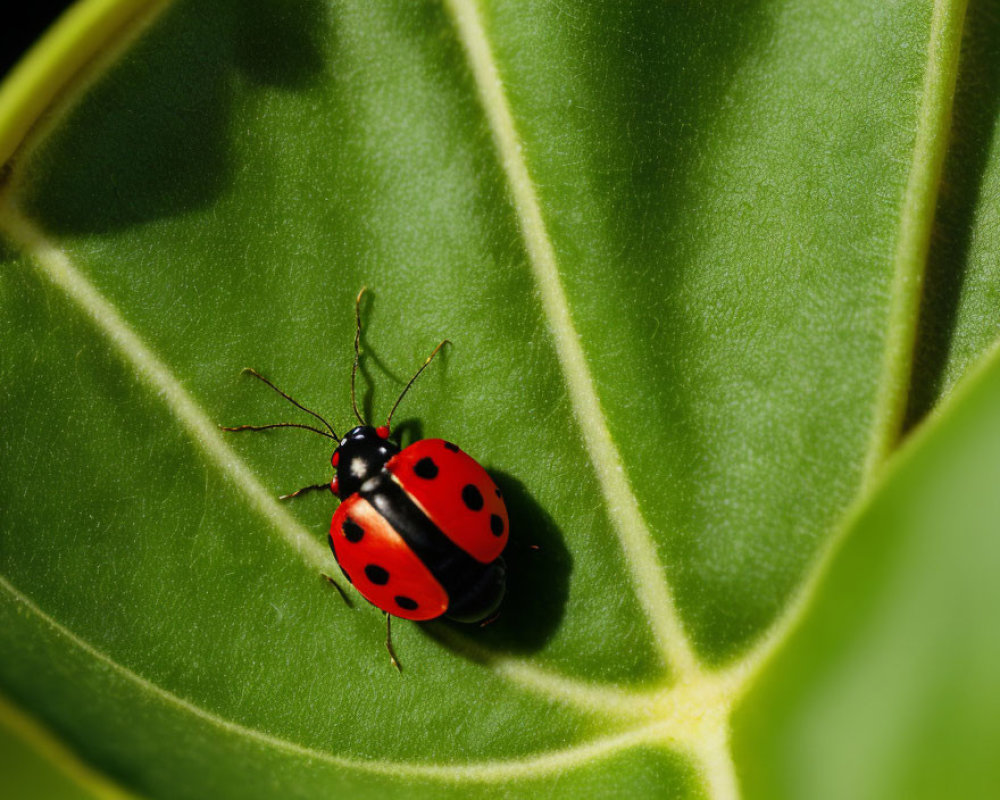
<box><xmin>733</xmin><ymin>340</ymin><xmax>1000</xmax><ymax>799</ymax></box>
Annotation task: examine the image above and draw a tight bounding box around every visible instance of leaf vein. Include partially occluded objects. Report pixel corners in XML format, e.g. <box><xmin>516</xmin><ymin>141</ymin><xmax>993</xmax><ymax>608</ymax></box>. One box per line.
<box><xmin>0</xmin><ymin>204</ymin><xmax>633</xmax><ymax>713</ymax></box>
<box><xmin>443</xmin><ymin>0</ymin><xmax>700</xmax><ymax>679</ymax></box>
<box><xmin>0</xmin><ymin>574</ymin><xmax>679</xmax><ymax>782</ymax></box>
<box><xmin>727</xmin><ymin>0</ymin><xmax>971</xmax><ymax>698</ymax></box>
<box><xmin>862</xmin><ymin>0</ymin><xmax>969</xmax><ymax>482</ymax></box>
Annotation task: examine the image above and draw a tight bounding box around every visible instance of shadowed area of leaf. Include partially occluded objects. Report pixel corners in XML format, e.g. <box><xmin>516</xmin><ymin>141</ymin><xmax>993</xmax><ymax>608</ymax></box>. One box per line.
<box><xmin>906</xmin><ymin>0</ymin><xmax>1000</xmax><ymax>427</ymax></box>
<box><xmin>21</xmin><ymin>0</ymin><xmax>331</xmax><ymax>234</ymax></box>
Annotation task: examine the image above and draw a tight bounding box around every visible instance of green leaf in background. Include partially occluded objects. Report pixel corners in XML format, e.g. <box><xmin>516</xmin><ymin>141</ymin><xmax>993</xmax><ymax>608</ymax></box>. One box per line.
<box><xmin>0</xmin><ymin>694</ymin><xmax>139</xmax><ymax>800</ymax></box>
<box><xmin>0</xmin><ymin>0</ymin><xmax>998</xmax><ymax>797</ymax></box>
<box><xmin>734</xmin><ymin>342</ymin><xmax>1000</xmax><ymax>799</ymax></box>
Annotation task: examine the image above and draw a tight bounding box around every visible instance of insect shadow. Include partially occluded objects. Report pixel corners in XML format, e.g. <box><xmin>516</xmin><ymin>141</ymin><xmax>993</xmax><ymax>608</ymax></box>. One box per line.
<box><xmin>388</xmin><ymin>417</ymin><xmax>426</xmax><ymax>451</ymax></box>
<box><xmin>352</xmin><ymin>290</ymin><xmax>452</xmax><ymax>426</ymax></box>
<box><xmin>422</xmin><ymin>470</ymin><xmax>572</xmax><ymax>657</ymax></box>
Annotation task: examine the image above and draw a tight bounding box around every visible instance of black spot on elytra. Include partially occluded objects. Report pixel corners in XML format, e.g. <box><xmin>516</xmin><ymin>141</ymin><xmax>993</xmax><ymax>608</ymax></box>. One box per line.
<box><xmin>364</xmin><ymin>564</ymin><xmax>389</xmax><ymax>585</ymax></box>
<box><xmin>395</xmin><ymin>595</ymin><xmax>418</xmax><ymax>611</ymax></box>
<box><xmin>342</xmin><ymin>518</ymin><xmax>364</xmax><ymax>543</ymax></box>
<box><xmin>443</xmin><ymin>441</ymin><xmax>460</xmax><ymax>452</ymax></box>
<box><xmin>414</xmin><ymin>457</ymin><xmax>438</xmax><ymax>479</ymax></box>
<box><xmin>462</xmin><ymin>484</ymin><xmax>484</xmax><ymax>511</ymax></box>
<box><xmin>490</xmin><ymin>513</ymin><xmax>504</xmax><ymax>536</ymax></box>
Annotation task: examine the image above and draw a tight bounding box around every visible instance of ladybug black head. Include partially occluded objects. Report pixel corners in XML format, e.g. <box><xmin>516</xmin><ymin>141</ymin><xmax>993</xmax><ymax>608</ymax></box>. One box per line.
<box><xmin>331</xmin><ymin>425</ymin><xmax>400</xmax><ymax>498</ymax></box>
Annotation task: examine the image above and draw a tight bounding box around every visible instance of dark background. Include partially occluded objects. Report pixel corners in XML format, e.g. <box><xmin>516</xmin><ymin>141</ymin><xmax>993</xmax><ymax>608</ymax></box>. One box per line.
<box><xmin>2</xmin><ymin>3</ymin><xmax>76</xmax><ymax>77</ymax></box>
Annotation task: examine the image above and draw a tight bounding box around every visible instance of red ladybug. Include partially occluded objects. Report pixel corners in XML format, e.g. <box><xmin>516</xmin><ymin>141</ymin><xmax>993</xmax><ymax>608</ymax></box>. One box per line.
<box><xmin>222</xmin><ymin>290</ymin><xmax>508</xmax><ymax>669</ymax></box>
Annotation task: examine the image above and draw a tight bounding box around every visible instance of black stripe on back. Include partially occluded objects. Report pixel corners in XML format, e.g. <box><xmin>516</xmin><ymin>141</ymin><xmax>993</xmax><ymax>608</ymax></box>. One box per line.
<box><xmin>361</xmin><ymin>472</ymin><xmax>488</xmax><ymax>608</ymax></box>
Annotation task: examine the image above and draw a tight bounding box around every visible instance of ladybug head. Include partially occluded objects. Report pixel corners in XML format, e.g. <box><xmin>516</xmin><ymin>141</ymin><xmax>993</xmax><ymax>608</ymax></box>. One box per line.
<box><xmin>331</xmin><ymin>425</ymin><xmax>399</xmax><ymax>497</ymax></box>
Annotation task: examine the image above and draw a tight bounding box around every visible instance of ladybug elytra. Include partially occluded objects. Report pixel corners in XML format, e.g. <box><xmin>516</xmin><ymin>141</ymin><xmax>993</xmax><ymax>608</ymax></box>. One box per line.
<box><xmin>222</xmin><ymin>290</ymin><xmax>508</xmax><ymax>669</ymax></box>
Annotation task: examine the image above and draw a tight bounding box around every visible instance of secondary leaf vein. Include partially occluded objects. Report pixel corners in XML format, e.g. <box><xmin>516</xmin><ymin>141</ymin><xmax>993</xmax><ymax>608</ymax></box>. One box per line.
<box><xmin>0</xmin><ymin>205</ymin><xmax>332</xmax><ymax>574</ymax></box>
<box><xmin>861</xmin><ymin>0</ymin><xmax>969</xmax><ymax>483</ymax></box>
<box><xmin>0</xmin><ymin>574</ymin><xmax>689</xmax><ymax>782</ymax></box>
<box><xmin>443</xmin><ymin>0</ymin><xmax>700</xmax><ymax>679</ymax></box>
<box><xmin>0</xmin><ymin>204</ymin><xmax>640</xmax><ymax>714</ymax></box>
<box><xmin>726</xmin><ymin>0</ymin><xmax>972</xmax><ymax>695</ymax></box>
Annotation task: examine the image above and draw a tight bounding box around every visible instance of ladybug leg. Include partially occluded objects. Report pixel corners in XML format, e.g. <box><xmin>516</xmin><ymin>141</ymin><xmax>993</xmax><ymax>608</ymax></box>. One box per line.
<box><xmin>321</xmin><ymin>574</ymin><xmax>353</xmax><ymax>608</ymax></box>
<box><xmin>384</xmin><ymin>612</ymin><xmax>402</xmax><ymax>673</ymax></box>
<box><xmin>479</xmin><ymin>610</ymin><xmax>502</xmax><ymax>628</ymax></box>
<box><xmin>278</xmin><ymin>483</ymin><xmax>331</xmax><ymax>501</ymax></box>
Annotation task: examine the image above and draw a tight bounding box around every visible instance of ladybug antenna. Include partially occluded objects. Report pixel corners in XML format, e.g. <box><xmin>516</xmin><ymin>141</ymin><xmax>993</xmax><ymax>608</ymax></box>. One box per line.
<box><xmin>350</xmin><ymin>287</ymin><xmax>367</xmax><ymax>426</ymax></box>
<box><xmin>219</xmin><ymin>422</ymin><xmax>336</xmax><ymax>440</ymax></box>
<box><xmin>235</xmin><ymin>368</ymin><xmax>339</xmax><ymax>439</ymax></box>
<box><xmin>385</xmin><ymin>339</ymin><xmax>450</xmax><ymax>431</ymax></box>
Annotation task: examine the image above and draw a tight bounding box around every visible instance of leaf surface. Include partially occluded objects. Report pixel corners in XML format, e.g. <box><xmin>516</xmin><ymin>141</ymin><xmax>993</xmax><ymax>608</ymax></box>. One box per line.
<box><xmin>1</xmin><ymin>0</ymin><xmax>998</xmax><ymax>797</ymax></box>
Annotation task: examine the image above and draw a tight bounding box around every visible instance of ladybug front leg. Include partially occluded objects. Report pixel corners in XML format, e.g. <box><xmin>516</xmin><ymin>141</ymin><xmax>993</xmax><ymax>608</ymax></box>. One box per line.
<box><xmin>278</xmin><ymin>483</ymin><xmax>331</xmax><ymax>501</ymax></box>
<box><xmin>384</xmin><ymin>612</ymin><xmax>402</xmax><ymax>673</ymax></box>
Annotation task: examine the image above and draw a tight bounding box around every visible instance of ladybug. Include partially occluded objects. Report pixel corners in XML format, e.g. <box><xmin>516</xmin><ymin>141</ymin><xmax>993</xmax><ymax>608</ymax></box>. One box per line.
<box><xmin>221</xmin><ymin>290</ymin><xmax>508</xmax><ymax>670</ymax></box>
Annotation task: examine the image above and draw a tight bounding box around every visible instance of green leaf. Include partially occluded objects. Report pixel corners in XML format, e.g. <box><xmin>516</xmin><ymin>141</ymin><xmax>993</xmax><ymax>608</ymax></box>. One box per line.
<box><xmin>732</xmin><ymin>342</ymin><xmax>1000</xmax><ymax>799</ymax></box>
<box><xmin>0</xmin><ymin>694</ymin><xmax>140</xmax><ymax>800</ymax></box>
<box><xmin>1</xmin><ymin>0</ymin><xmax>997</xmax><ymax>797</ymax></box>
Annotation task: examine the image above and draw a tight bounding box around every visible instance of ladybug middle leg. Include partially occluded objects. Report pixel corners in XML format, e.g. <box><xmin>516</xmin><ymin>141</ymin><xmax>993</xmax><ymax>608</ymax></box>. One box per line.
<box><xmin>320</xmin><ymin>574</ymin><xmax>353</xmax><ymax>608</ymax></box>
<box><xmin>479</xmin><ymin>611</ymin><xmax>502</xmax><ymax>628</ymax></box>
<box><xmin>384</xmin><ymin>612</ymin><xmax>402</xmax><ymax>673</ymax></box>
